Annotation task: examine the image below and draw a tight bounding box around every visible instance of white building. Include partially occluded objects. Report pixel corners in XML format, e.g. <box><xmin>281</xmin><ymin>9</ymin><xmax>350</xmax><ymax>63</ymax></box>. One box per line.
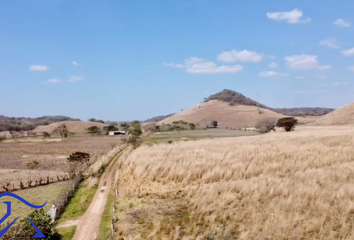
<box><xmin>108</xmin><ymin>131</ymin><xmax>129</xmax><ymax>136</ymax></box>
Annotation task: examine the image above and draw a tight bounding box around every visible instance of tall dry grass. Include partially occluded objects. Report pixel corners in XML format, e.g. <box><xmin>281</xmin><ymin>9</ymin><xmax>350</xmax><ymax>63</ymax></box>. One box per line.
<box><xmin>116</xmin><ymin>126</ymin><xmax>354</xmax><ymax>239</ymax></box>
<box><xmin>89</xmin><ymin>144</ymin><xmax>126</xmax><ymax>175</ymax></box>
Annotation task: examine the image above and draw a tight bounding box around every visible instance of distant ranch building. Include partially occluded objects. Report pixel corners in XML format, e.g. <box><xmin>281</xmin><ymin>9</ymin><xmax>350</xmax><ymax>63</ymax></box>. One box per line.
<box><xmin>109</xmin><ymin>130</ymin><xmax>129</xmax><ymax>136</ymax></box>
<box><xmin>241</xmin><ymin>127</ymin><xmax>256</xmax><ymax>131</ymax></box>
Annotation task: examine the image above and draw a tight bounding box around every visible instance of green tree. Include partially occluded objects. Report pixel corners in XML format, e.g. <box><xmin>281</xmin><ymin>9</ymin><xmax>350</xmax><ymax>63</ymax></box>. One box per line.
<box><xmin>189</xmin><ymin>123</ymin><xmax>196</xmax><ymax>130</ymax></box>
<box><xmin>87</xmin><ymin>126</ymin><xmax>100</xmax><ymax>134</ymax></box>
<box><xmin>11</xmin><ymin>208</ymin><xmax>55</xmax><ymax>239</ymax></box>
<box><xmin>96</xmin><ymin>119</ymin><xmax>105</xmax><ymax>124</ymax></box>
<box><xmin>276</xmin><ymin>117</ymin><xmax>298</xmax><ymax>132</ymax></box>
<box><xmin>120</xmin><ymin>123</ymin><xmax>128</xmax><ymax>130</ymax></box>
<box><xmin>107</xmin><ymin>125</ymin><xmax>118</xmax><ymax>131</ymax></box>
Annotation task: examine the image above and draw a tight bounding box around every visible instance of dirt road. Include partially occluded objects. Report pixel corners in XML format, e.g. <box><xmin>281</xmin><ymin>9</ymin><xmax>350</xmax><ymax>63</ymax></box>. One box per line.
<box><xmin>71</xmin><ymin>150</ymin><xmax>123</xmax><ymax>240</ymax></box>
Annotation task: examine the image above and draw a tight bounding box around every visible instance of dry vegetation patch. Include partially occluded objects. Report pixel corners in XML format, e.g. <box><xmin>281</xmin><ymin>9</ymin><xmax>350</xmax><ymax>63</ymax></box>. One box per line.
<box><xmin>115</xmin><ymin>126</ymin><xmax>354</xmax><ymax>239</ymax></box>
<box><xmin>0</xmin><ymin>136</ymin><xmax>124</xmax><ymax>191</ymax></box>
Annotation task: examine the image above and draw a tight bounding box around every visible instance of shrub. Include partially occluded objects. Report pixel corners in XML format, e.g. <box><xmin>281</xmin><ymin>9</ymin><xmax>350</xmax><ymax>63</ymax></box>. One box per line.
<box><xmin>167</xmin><ymin>140</ymin><xmax>173</xmax><ymax>144</ymax></box>
<box><xmin>256</xmin><ymin>118</ymin><xmax>277</xmax><ymax>133</ymax></box>
<box><xmin>67</xmin><ymin>152</ymin><xmax>90</xmax><ymax>164</ymax></box>
<box><xmin>43</xmin><ymin>132</ymin><xmax>50</xmax><ymax>139</ymax></box>
<box><xmin>107</xmin><ymin>125</ymin><xmax>118</xmax><ymax>131</ymax></box>
<box><xmin>0</xmin><ymin>208</ymin><xmax>56</xmax><ymax>239</ymax></box>
<box><xmin>88</xmin><ymin>118</ymin><xmax>105</xmax><ymax>124</ymax></box>
<box><xmin>87</xmin><ymin>126</ymin><xmax>100</xmax><ymax>135</ymax></box>
<box><xmin>25</xmin><ymin>160</ymin><xmax>39</xmax><ymax>170</ymax></box>
<box><xmin>211</xmin><ymin>120</ymin><xmax>218</xmax><ymax>128</ymax></box>
<box><xmin>276</xmin><ymin>117</ymin><xmax>298</xmax><ymax>132</ymax></box>
<box><xmin>189</xmin><ymin>123</ymin><xmax>196</xmax><ymax>130</ymax></box>
<box><xmin>66</xmin><ymin>152</ymin><xmax>91</xmax><ymax>178</ymax></box>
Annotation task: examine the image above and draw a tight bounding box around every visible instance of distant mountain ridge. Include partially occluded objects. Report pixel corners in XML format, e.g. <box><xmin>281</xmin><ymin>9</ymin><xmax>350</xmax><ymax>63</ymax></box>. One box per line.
<box><xmin>0</xmin><ymin>115</ymin><xmax>81</xmax><ymax>131</ymax></box>
<box><xmin>204</xmin><ymin>89</ymin><xmax>335</xmax><ymax>116</ymax></box>
<box><xmin>144</xmin><ymin>89</ymin><xmax>335</xmax><ymax>122</ymax></box>
<box><xmin>144</xmin><ymin>113</ymin><xmax>174</xmax><ymax>123</ymax></box>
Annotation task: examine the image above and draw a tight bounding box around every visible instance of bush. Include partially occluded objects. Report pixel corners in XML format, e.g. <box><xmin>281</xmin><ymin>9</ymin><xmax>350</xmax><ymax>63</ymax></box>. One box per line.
<box><xmin>107</xmin><ymin>125</ymin><xmax>118</xmax><ymax>131</ymax></box>
<box><xmin>122</xmin><ymin>135</ymin><xmax>142</xmax><ymax>149</ymax></box>
<box><xmin>67</xmin><ymin>152</ymin><xmax>90</xmax><ymax>178</ymax></box>
<box><xmin>189</xmin><ymin>123</ymin><xmax>196</xmax><ymax>130</ymax></box>
<box><xmin>256</xmin><ymin>118</ymin><xmax>277</xmax><ymax>133</ymax></box>
<box><xmin>167</xmin><ymin>140</ymin><xmax>173</xmax><ymax>144</ymax></box>
<box><xmin>43</xmin><ymin>132</ymin><xmax>50</xmax><ymax>139</ymax></box>
<box><xmin>88</xmin><ymin>118</ymin><xmax>105</xmax><ymax>124</ymax></box>
<box><xmin>87</xmin><ymin>126</ymin><xmax>100</xmax><ymax>135</ymax></box>
<box><xmin>67</xmin><ymin>152</ymin><xmax>90</xmax><ymax>164</ymax></box>
<box><xmin>276</xmin><ymin>117</ymin><xmax>298</xmax><ymax>132</ymax></box>
<box><xmin>0</xmin><ymin>208</ymin><xmax>56</xmax><ymax>239</ymax></box>
<box><xmin>211</xmin><ymin>120</ymin><xmax>218</xmax><ymax>128</ymax></box>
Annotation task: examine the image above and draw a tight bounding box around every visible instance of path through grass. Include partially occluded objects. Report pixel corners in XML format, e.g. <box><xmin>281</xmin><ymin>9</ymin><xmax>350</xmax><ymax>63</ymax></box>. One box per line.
<box><xmin>56</xmin><ymin>179</ymin><xmax>98</xmax><ymax>224</ymax></box>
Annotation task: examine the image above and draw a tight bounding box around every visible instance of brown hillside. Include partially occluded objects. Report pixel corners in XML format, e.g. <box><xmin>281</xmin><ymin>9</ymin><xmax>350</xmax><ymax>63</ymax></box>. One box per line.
<box><xmin>310</xmin><ymin>102</ymin><xmax>354</xmax><ymax>126</ymax></box>
<box><xmin>158</xmin><ymin>100</ymin><xmax>286</xmax><ymax>128</ymax></box>
<box><xmin>32</xmin><ymin>121</ymin><xmax>107</xmax><ymax>135</ymax></box>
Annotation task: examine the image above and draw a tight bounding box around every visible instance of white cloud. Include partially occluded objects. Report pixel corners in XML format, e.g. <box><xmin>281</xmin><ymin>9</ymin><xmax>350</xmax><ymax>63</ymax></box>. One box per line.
<box><xmin>268</xmin><ymin>55</ymin><xmax>276</xmax><ymax>59</ymax></box>
<box><xmin>217</xmin><ymin>50</ymin><xmax>262</xmax><ymax>63</ymax></box>
<box><xmin>72</xmin><ymin>61</ymin><xmax>80</xmax><ymax>66</ymax></box>
<box><xmin>164</xmin><ymin>57</ymin><xmax>243</xmax><ymax>74</ymax></box>
<box><xmin>68</xmin><ymin>76</ymin><xmax>85</xmax><ymax>82</ymax></box>
<box><xmin>295</xmin><ymin>76</ymin><xmax>305</xmax><ymax>79</ymax></box>
<box><xmin>349</xmin><ymin>65</ymin><xmax>354</xmax><ymax>72</ymax></box>
<box><xmin>334</xmin><ymin>19</ymin><xmax>351</xmax><ymax>27</ymax></box>
<box><xmin>258</xmin><ymin>71</ymin><xmax>288</xmax><ymax>77</ymax></box>
<box><xmin>341</xmin><ymin>48</ymin><xmax>354</xmax><ymax>56</ymax></box>
<box><xmin>319</xmin><ymin>38</ymin><xmax>340</xmax><ymax>49</ymax></box>
<box><xmin>29</xmin><ymin>65</ymin><xmax>49</xmax><ymax>71</ymax></box>
<box><xmin>284</xmin><ymin>54</ymin><xmax>331</xmax><ymax>70</ymax></box>
<box><xmin>43</xmin><ymin>79</ymin><xmax>61</xmax><ymax>84</ymax></box>
<box><xmin>332</xmin><ymin>81</ymin><xmax>349</xmax><ymax>86</ymax></box>
<box><xmin>268</xmin><ymin>62</ymin><xmax>277</xmax><ymax>68</ymax></box>
<box><xmin>266</xmin><ymin>9</ymin><xmax>311</xmax><ymax>24</ymax></box>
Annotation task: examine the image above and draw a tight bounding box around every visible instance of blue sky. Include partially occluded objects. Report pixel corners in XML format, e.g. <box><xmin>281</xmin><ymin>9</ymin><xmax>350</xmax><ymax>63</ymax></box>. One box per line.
<box><xmin>1</xmin><ymin>0</ymin><xmax>353</xmax><ymax>121</ymax></box>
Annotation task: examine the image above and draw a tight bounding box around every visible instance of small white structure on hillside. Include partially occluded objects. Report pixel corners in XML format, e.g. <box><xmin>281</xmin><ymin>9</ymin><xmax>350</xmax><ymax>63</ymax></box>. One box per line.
<box><xmin>109</xmin><ymin>130</ymin><xmax>129</xmax><ymax>136</ymax></box>
<box><xmin>241</xmin><ymin>127</ymin><xmax>257</xmax><ymax>131</ymax></box>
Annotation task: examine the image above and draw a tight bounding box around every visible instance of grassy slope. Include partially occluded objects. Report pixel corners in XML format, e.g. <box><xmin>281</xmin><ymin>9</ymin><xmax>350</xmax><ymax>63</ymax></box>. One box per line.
<box><xmin>0</xmin><ymin>182</ymin><xmax>67</xmax><ymax>223</ymax></box>
<box><xmin>56</xmin><ymin>226</ymin><xmax>76</xmax><ymax>240</ymax></box>
<box><xmin>145</xmin><ymin>129</ymin><xmax>259</xmax><ymax>144</ymax></box>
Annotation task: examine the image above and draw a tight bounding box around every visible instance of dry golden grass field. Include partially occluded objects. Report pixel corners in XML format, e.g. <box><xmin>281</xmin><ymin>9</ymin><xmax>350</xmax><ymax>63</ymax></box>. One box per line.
<box><xmin>115</xmin><ymin>125</ymin><xmax>354</xmax><ymax>239</ymax></box>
